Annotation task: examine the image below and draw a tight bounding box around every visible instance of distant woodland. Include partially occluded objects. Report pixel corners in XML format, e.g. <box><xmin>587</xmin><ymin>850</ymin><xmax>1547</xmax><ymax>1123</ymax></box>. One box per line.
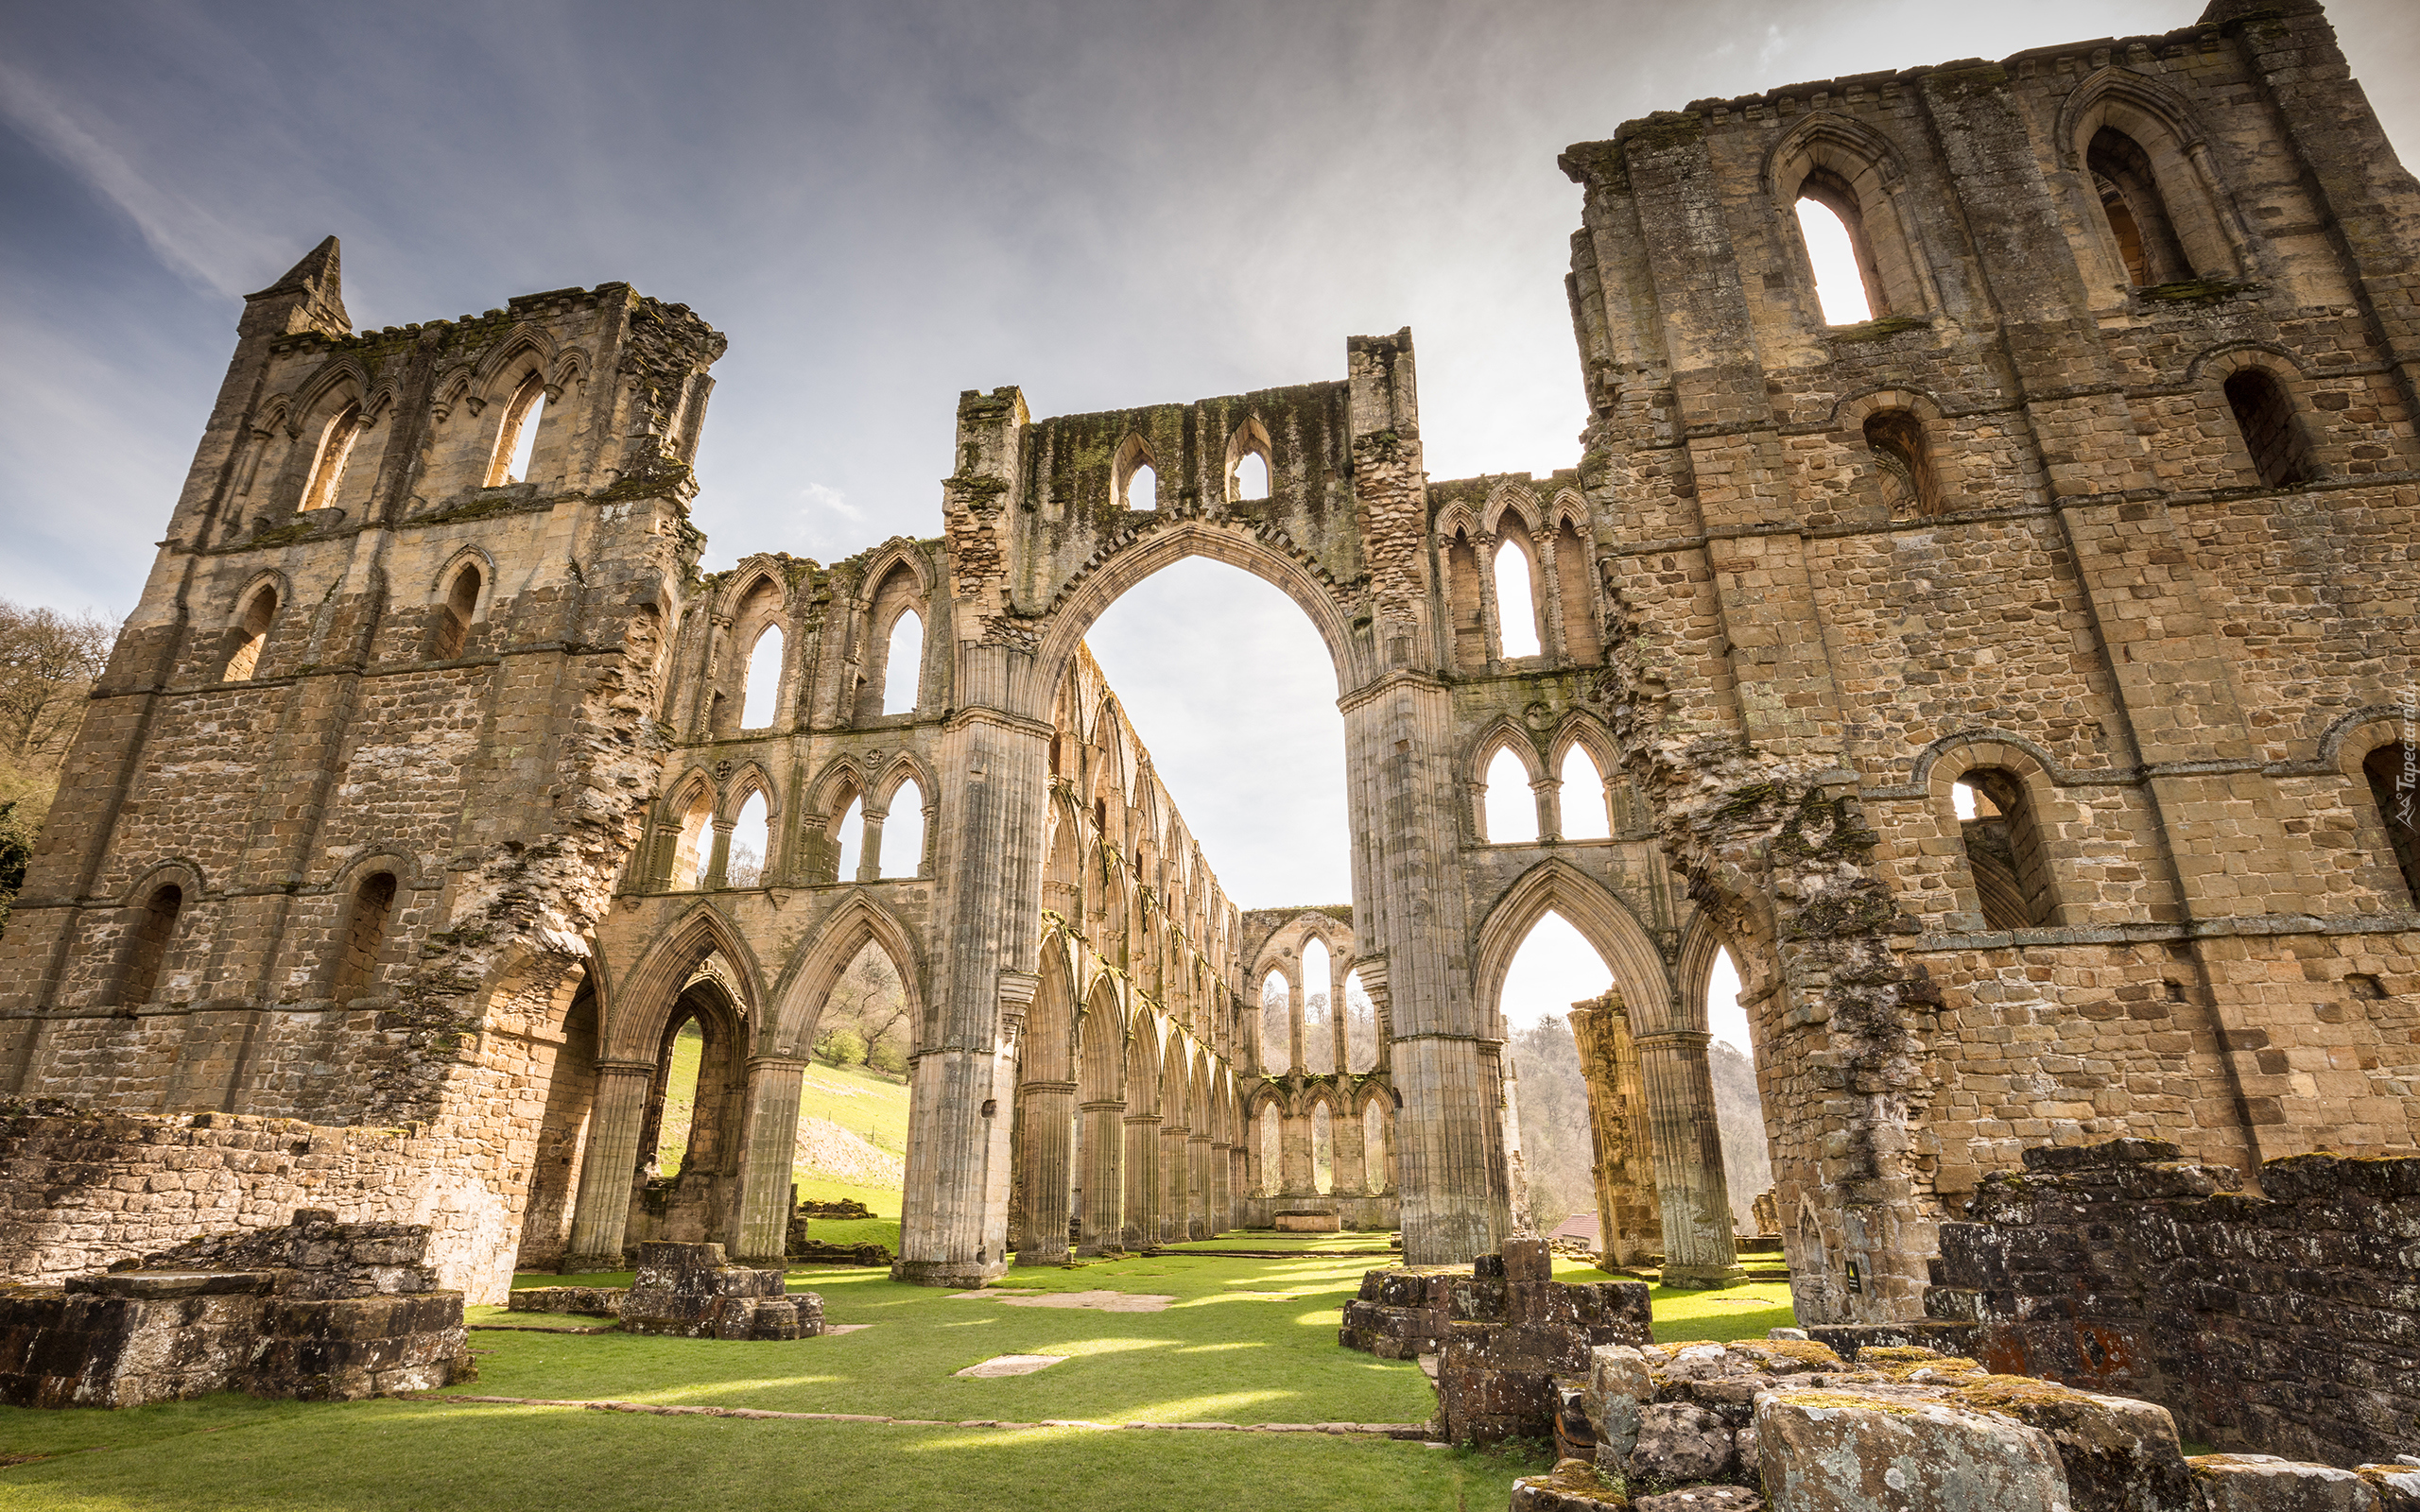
<box><xmin>1508</xmin><ymin>1014</ymin><xmax>1773</xmax><ymax>1236</ymax></box>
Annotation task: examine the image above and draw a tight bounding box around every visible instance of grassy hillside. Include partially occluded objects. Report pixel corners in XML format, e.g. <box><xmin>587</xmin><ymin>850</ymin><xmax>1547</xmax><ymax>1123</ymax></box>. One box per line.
<box><xmin>652</xmin><ymin>1024</ymin><xmax>909</xmax><ymax>1219</ymax></box>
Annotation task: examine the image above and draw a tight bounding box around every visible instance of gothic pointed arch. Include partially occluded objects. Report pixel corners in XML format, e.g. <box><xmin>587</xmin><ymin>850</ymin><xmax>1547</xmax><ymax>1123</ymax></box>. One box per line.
<box><xmin>1473</xmin><ymin>857</ymin><xmax>1675</xmax><ymax>1035</ymax></box>
<box><xmin>763</xmin><ymin>893</ymin><xmax>926</xmax><ymax>1059</ymax></box>
<box><xmin>605</xmin><ymin>903</ymin><xmax>766</xmax><ymax>1062</ymax></box>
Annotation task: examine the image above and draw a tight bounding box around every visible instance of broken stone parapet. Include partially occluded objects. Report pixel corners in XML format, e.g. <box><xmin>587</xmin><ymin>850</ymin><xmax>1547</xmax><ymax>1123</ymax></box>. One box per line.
<box><xmin>1922</xmin><ymin>1139</ymin><xmax>2420</xmax><ymax>1468</ymax></box>
<box><xmin>0</xmin><ymin>1208</ymin><xmax>470</xmax><ymax>1407</ymax></box>
<box><xmin>508</xmin><ymin>1286</ymin><xmax>624</xmax><ymax>1318</ymax></box>
<box><xmin>617</xmin><ymin>1242</ymin><xmax>822</xmax><ymax>1341</ymax></box>
<box><xmin>1392</xmin><ymin>1245</ymin><xmax>1651</xmax><ymax>1445</ymax></box>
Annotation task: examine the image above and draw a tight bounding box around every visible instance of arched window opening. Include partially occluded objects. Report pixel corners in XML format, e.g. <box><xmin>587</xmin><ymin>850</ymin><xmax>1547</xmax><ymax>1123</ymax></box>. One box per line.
<box><xmin>1701</xmin><ymin>945</ymin><xmax>1772</xmax><ymax>1234</ymax></box>
<box><xmin>833</xmin><ymin>796</ymin><xmax>864</xmax><ymax>884</ymax></box>
<box><xmin>1310</xmin><ymin>1103</ymin><xmax>1334</xmax><ymax>1194</ymax></box>
<box><xmin>1233</xmin><ymin>451</ymin><xmax>1269</xmax><ymax>501</ymax></box>
<box><xmin>1498</xmin><ymin>909</ymin><xmax>1611</xmax><ymax>1037</ymax></box>
<box><xmin>882</xmin><ymin>610</ymin><xmax>924</xmax><ymax>716</ymax></box>
<box><xmin>1956</xmin><ymin>770</ymin><xmax>2057</xmax><ymax>929</ymax></box>
<box><xmin>878</xmin><ymin>778</ymin><xmax>925</xmax><ymax>878</ymax></box>
<box><xmin>1794</xmin><ymin>179</ymin><xmax>1877</xmax><ymax>324</ymax></box>
<box><xmin>302</xmin><ymin>404</ymin><xmax>363</xmax><ymax>512</ymax></box>
<box><xmin>1494</xmin><ymin>536</ymin><xmax>1542</xmax><ymax>659</ymax></box>
<box><xmin>670</xmin><ymin>786</ymin><xmax>715</xmax><ymax>891</ymax></box>
<box><xmin>1483</xmin><ymin>746</ymin><xmax>1538</xmax><ymax>844</ymax></box>
<box><xmin>652</xmin><ymin>1014</ymin><xmax>709</xmax><ymax>1178</ymax></box>
<box><xmin>488</xmin><ymin>376</ymin><xmax>547</xmax><ymax>488</ymax></box>
<box><xmin>2363</xmin><ymin>743</ymin><xmax>2419</xmax><ymax>907</ymax></box>
<box><xmin>119</xmin><ymin>885</ymin><xmax>183</xmax><ymax>1006</ymax></box>
<box><xmin>1553</xmin><ymin>520</ymin><xmax>1601</xmax><ymax>664</ymax></box>
<box><xmin>1362</xmin><ymin>1099</ymin><xmax>1389</xmax><ymax>1193</ymax></box>
<box><xmin>1864</xmin><ymin>409</ymin><xmax>1942</xmax><ymax>516</ymax></box>
<box><xmin>222</xmin><ymin>586</ymin><xmax>278</xmax><ymax>682</ymax></box>
<box><xmin>1560</xmin><ymin>746</ymin><xmax>1612</xmax><ymax>840</ymax></box>
<box><xmin>2223</xmin><ymin>369</ymin><xmax>2316</xmax><ymax>490</ymax></box>
<box><xmin>2087</xmin><ymin>129</ymin><xmax>2189</xmax><ymax>287</ymax></box>
<box><xmin>726</xmin><ymin>792</ymin><xmax>769</xmax><ymax>888</ymax></box>
<box><xmin>1344</xmin><ymin>971</ymin><xmax>1378</xmax><ymax>1074</ymax></box>
<box><xmin>1302</xmin><ymin>937</ymin><xmax>1334</xmax><ymax>1075</ymax></box>
<box><xmin>1257</xmin><ymin>1106</ymin><xmax>1281</xmax><ymax>1196</ymax></box>
<box><xmin>432</xmin><ymin>565</ymin><xmax>481</xmax><ymax>660</ymax></box>
<box><xmin>1123</xmin><ymin>461</ymin><xmax>1158</xmax><ymax>511</ymax></box>
<box><xmin>740</xmin><ymin>625</ymin><xmax>785</xmax><ymax>729</ymax></box>
<box><xmin>1259</xmin><ymin>971</ymin><xmax>1290</xmax><ymax>1071</ymax></box>
<box><xmin>1446</xmin><ymin>530</ymin><xmax>1487</xmax><ymax>672</ymax></box>
<box><xmin>332</xmin><ymin>871</ymin><xmax>396</xmax><ymax>1000</ymax></box>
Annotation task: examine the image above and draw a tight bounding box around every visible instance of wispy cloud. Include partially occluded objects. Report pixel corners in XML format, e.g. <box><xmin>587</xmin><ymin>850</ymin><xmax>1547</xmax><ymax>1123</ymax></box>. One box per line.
<box><xmin>0</xmin><ymin>57</ymin><xmax>281</xmax><ymax>298</ymax></box>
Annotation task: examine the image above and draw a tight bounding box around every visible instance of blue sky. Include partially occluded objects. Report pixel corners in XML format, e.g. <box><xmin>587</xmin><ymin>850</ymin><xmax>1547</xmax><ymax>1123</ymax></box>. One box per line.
<box><xmin>8</xmin><ymin>1</ymin><xmax>2413</xmax><ymax>1047</ymax></box>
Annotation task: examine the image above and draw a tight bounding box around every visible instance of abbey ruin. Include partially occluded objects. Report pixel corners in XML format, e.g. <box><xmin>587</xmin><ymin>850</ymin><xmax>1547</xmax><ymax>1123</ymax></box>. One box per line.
<box><xmin>2</xmin><ymin>0</ymin><xmax>2414</xmax><ymax>1342</ymax></box>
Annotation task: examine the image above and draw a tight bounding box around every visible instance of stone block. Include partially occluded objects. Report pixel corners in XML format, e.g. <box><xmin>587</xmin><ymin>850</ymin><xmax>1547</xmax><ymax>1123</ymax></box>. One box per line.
<box><xmin>1757</xmin><ymin>1387</ymin><xmax>2071</xmax><ymax>1512</ymax></box>
<box><xmin>2188</xmin><ymin>1456</ymin><xmax>2383</xmax><ymax>1512</ymax></box>
<box><xmin>1951</xmin><ymin>1375</ymin><xmax>2192</xmax><ymax>1512</ymax></box>
<box><xmin>1504</xmin><ymin>1238</ymin><xmax>1553</xmax><ymax>1281</ymax></box>
<box><xmin>1629</xmin><ymin>1400</ymin><xmax>1733</xmax><ymax>1484</ymax></box>
<box><xmin>1508</xmin><ymin>1459</ymin><xmax>1627</xmax><ymax>1512</ymax></box>
<box><xmin>1586</xmin><ymin>1343</ymin><xmax>1652</xmax><ymax>1468</ymax></box>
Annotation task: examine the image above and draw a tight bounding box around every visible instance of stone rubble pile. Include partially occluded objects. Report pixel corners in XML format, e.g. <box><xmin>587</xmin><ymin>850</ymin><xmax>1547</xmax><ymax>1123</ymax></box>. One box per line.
<box><xmin>1510</xmin><ymin>1332</ymin><xmax>2420</xmax><ymax>1512</ymax></box>
<box><xmin>0</xmin><ymin>1207</ymin><xmax>472</xmax><ymax>1407</ymax></box>
<box><xmin>616</xmin><ymin>1241</ymin><xmax>823</xmax><ymax>1341</ymax></box>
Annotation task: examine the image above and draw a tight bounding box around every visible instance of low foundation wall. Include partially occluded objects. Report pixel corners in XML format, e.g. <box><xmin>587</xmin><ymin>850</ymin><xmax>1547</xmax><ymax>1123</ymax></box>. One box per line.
<box><xmin>1922</xmin><ymin>1138</ymin><xmax>2420</xmax><ymax>1469</ymax></box>
<box><xmin>0</xmin><ymin>1103</ymin><xmax>524</xmax><ymax>1304</ymax></box>
<box><xmin>1232</xmin><ymin>1194</ymin><xmax>1398</xmax><ymax>1230</ymax></box>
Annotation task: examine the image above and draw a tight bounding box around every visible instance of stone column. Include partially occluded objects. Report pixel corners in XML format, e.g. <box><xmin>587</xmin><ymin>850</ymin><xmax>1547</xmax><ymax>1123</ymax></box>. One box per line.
<box><xmin>1121</xmin><ymin>1112</ymin><xmax>1159</xmax><ymax>1246</ymax></box>
<box><xmin>1532</xmin><ymin>774</ymin><xmax>1560</xmax><ymax>844</ymax></box>
<box><xmin>1228</xmin><ymin>1144</ymin><xmax>1249</xmax><ymax>1218</ymax></box>
<box><xmin>1280</xmin><ymin>1109</ymin><xmax>1316</xmax><ymax>1195</ymax></box>
<box><xmin>704</xmin><ymin>819</ymin><xmax>735</xmax><ymax>890</ymax></box>
<box><xmin>1208</xmin><ymin>1134</ymin><xmax>1233</xmax><ymax>1232</ymax></box>
<box><xmin>727</xmin><ymin>1055</ymin><xmax>805</xmax><ymax>1263</ymax></box>
<box><xmin>1014</xmin><ymin>1078</ymin><xmax>1077</xmax><ymax>1264</ymax></box>
<box><xmin>1637</xmin><ymin>1025</ymin><xmax>1744</xmax><ymax>1288</ymax></box>
<box><xmin>1568</xmin><ymin>993</ymin><xmax>1663</xmax><ymax>1269</ymax></box>
<box><xmin>1159</xmin><ymin>1121</ymin><xmax>1188</xmax><ymax>1243</ymax></box>
<box><xmin>1286</xmin><ymin>963</ymin><xmax>1305</xmax><ymax>1074</ymax></box>
<box><xmin>1332</xmin><ymin>1098</ymin><xmax>1367</xmax><ymax>1197</ymax></box>
<box><xmin>562</xmin><ymin>1059</ymin><xmax>657</xmax><ymax>1270</ymax></box>
<box><xmin>1327</xmin><ymin>950</ymin><xmax>1350</xmax><ymax>1077</ymax></box>
<box><xmin>1078</xmin><ymin>1098</ymin><xmax>1125</xmax><ymax>1253</ymax></box>
<box><xmin>856</xmin><ymin>803</ymin><xmax>887</xmax><ymax>884</ymax></box>
<box><xmin>1186</xmin><ymin>1131</ymin><xmax>1213</xmax><ymax>1239</ymax></box>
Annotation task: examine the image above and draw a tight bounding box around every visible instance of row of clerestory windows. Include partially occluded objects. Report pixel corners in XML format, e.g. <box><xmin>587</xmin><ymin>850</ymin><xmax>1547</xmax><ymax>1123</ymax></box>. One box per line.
<box><xmin>213</xmin><ymin>560</ymin><xmax>487</xmax><ymax>683</ymax></box>
<box><xmin>112</xmin><ymin>869</ymin><xmax>397</xmax><ymax>1009</ymax></box>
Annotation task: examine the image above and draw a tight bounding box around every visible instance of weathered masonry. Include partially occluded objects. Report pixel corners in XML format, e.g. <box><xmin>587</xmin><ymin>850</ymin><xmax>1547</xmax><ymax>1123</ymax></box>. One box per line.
<box><xmin>3</xmin><ymin>0</ymin><xmax>2415</xmax><ymax>1328</ymax></box>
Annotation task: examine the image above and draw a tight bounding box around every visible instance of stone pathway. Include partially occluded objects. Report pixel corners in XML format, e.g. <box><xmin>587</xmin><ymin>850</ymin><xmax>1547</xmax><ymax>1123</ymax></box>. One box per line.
<box><xmin>413</xmin><ymin>1394</ymin><xmax>1432</xmax><ymax>1439</ymax></box>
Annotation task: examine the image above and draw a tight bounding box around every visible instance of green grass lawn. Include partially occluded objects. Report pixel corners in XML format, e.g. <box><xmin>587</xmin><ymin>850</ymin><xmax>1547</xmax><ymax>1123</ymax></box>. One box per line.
<box><xmin>797</xmin><ymin>1059</ymin><xmax>909</xmax><ymax>1154</ymax></box>
<box><xmin>0</xmin><ymin>1248</ymin><xmax>1793</xmax><ymax>1510</ymax></box>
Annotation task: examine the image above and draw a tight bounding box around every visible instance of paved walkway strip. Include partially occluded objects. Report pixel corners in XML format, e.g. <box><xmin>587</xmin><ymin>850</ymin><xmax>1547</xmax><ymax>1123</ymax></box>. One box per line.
<box><xmin>412</xmin><ymin>1394</ymin><xmax>1432</xmax><ymax>1440</ymax></box>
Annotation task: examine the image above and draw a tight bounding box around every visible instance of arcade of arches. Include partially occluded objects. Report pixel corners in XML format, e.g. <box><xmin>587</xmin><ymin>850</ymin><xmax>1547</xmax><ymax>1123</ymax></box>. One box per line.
<box><xmin>9</xmin><ymin>4</ymin><xmax>2419</xmax><ymax>1332</ymax></box>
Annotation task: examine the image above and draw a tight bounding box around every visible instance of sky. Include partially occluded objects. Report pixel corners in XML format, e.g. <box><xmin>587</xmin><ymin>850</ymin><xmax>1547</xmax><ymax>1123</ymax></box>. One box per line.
<box><xmin>7</xmin><ymin>0</ymin><xmax>2416</xmax><ymax>1056</ymax></box>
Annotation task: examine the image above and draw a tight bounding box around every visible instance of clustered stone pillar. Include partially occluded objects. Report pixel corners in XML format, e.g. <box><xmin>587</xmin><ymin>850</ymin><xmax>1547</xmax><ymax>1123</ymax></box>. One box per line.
<box><xmin>1636</xmin><ymin>1024</ymin><xmax>1744</xmax><ymax>1289</ymax></box>
<box><xmin>728</xmin><ymin>1056</ymin><xmax>805</xmax><ymax>1263</ymax></box>
<box><xmin>562</xmin><ymin>1059</ymin><xmax>659</xmax><ymax>1270</ymax></box>
<box><xmin>1078</xmin><ymin>1096</ymin><xmax>1125</xmax><ymax>1253</ymax></box>
<box><xmin>1014</xmin><ymin>1079</ymin><xmax>1077</xmax><ymax>1264</ymax></box>
<box><xmin>1122</xmin><ymin>1109</ymin><xmax>1159</xmax><ymax>1246</ymax></box>
<box><xmin>1332</xmin><ymin>1097</ymin><xmax>1367</xmax><ymax>1197</ymax></box>
<box><xmin>1568</xmin><ymin>992</ymin><xmax>1663</xmax><ymax>1269</ymax></box>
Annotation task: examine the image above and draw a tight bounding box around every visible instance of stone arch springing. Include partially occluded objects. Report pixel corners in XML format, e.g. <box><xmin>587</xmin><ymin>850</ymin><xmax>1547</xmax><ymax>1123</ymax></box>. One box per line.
<box><xmin>767</xmin><ymin>895</ymin><xmax>925</xmax><ymax>1064</ymax></box>
<box><xmin>603</xmin><ymin>904</ymin><xmax>767</xmax><ymax>1064</ymax></box>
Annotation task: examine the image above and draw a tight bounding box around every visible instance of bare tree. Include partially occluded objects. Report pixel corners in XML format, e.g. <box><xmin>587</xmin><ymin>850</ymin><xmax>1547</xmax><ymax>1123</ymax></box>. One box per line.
<box><xmin>0</xmin><ymin>601</ymin><xmax>113</xmax><ymax>763</ymax></box>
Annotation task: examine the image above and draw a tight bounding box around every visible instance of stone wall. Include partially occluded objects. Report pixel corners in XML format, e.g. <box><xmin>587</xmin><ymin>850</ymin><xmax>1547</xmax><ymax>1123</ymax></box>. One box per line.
<box><xmin>1923</xmin><ymin>1137</ymin><xmax>2420</xmax><ymax>1468</ymax></box>
<box><xmin>0</xmin><ymin>1104</ymin><xmax>517</xmax><ymax>1301</ymax></box>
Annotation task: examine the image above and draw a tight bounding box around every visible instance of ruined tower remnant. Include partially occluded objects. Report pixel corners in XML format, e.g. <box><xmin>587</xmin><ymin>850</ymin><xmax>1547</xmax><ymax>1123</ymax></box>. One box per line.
<box><xmin>1564</xmin><ymin>0</ymin><xmax>2420</xmax><ymax>1320</ymax></box>
<box><xmin>1567</xmin><ymin>992</ymin><xmax>1664</xmax><ymax>1272</ymax></box>
<box><xmin>3</xmin><ymin>0</ymin><xmax>2413</xmax><ymax>1330</ymax></box>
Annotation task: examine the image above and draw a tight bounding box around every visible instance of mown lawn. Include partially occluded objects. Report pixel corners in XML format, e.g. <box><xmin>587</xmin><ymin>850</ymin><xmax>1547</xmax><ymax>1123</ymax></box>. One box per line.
<box><xmin>0</xmin><ymin>1248</ymin><xmax>1792</xmax><ymax>1510</ymax></box>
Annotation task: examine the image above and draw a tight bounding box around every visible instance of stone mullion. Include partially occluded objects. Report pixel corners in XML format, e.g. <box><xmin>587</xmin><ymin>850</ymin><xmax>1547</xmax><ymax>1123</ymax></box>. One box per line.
<box><xmin>727</xmin><ymin>1056</ymin><xmax>805</xmax><ymax>1263</ymax></box>
<box><xmin>704</xmin><ymin>819</ymin><xmax>735</xmax><ymax>891</ymax></box>
<box><xmin>562</xmin><ymin>1060</ymin><xmax>658</xmax><ymax>1268</ymax></box>
<box><xmin>1327</xmin><ymin>948</ymin><xmax>1349</xmax><ymax>1078</ymax></box>
<box><xmin>1077</xmin><ymin>1098</ymin><xmax>1125</xmax><ymax>1253</ymax></box>
<box><xmin>1013</xmin><ymin>1079</ymin><xmax>1078</xmax><ymax>1264</ymax></box>
<box><xmin>1286</xmin><ymin>963</ymin><xmax>1305</xmax><ymax>1075</ymax></box>
<box><xmin>1534</xmin><ymin>521</ymin><xmax>1568</xmax><ymax>663</ymax></box>
<box><xmin>1636</xmin><ymin>1026</ymin><xmax>1744</xmax><ymax>1288</ymax></box>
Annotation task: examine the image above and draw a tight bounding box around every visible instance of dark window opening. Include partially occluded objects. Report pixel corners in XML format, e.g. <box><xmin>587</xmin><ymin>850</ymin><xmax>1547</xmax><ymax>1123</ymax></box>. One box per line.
<box><xmin>2223</xmin><ymin>369</ymin><xmax>2316</xmax><ymax>490</ymax></box>
<box><xmin>333</xmin><ymin>871</ymin><xmax>397</xmax><ymax>1000</ymax></box>
<box><xmin>223</xmin><ymin>587</ymin><xmax>278</xmax><ymax>682</ymax></box>
<box><xmin>432</xmin><ymin>566</ymin><xmax>481</xmax><ymax>660</ymax></box>
<box><xmin>119</xmin><ymin>885</ymin><xmax>183</xmax><ymax>1006</ymax></box>
<box><xmin>2087</xmin><ymin>129</ymin><xmax>2189</xmax><ymax>287</ymax></box>
<box><xmin>2364</xmin><ymin>743</ymin><xmax>2420</xmax><ymax>907</ymax></box>
<box><xmin>1957</xmin><ymin>770</ymin><xmax>2057</xmax><ymax>929</ymax></box>
<box><xmin>1863</xmin><ymin>409</ymin><xmax>1942</xmax><ymax>516</ymax></box>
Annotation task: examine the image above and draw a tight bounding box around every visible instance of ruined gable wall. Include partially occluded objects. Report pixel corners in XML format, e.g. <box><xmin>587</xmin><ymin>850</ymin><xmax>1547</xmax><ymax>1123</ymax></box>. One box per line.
<box><xmin>1566</xmin><ymin>0</ymin><xmax>2420</xmax><ymax>1324</ymax></box>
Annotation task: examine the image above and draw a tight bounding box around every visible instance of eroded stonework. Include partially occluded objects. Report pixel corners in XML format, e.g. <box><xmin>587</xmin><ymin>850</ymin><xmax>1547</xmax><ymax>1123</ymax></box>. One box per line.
<box><xmin>0</xmin><ymin>1</ymin><xmax>2412</xmax><ymax>1355</ymax></box>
